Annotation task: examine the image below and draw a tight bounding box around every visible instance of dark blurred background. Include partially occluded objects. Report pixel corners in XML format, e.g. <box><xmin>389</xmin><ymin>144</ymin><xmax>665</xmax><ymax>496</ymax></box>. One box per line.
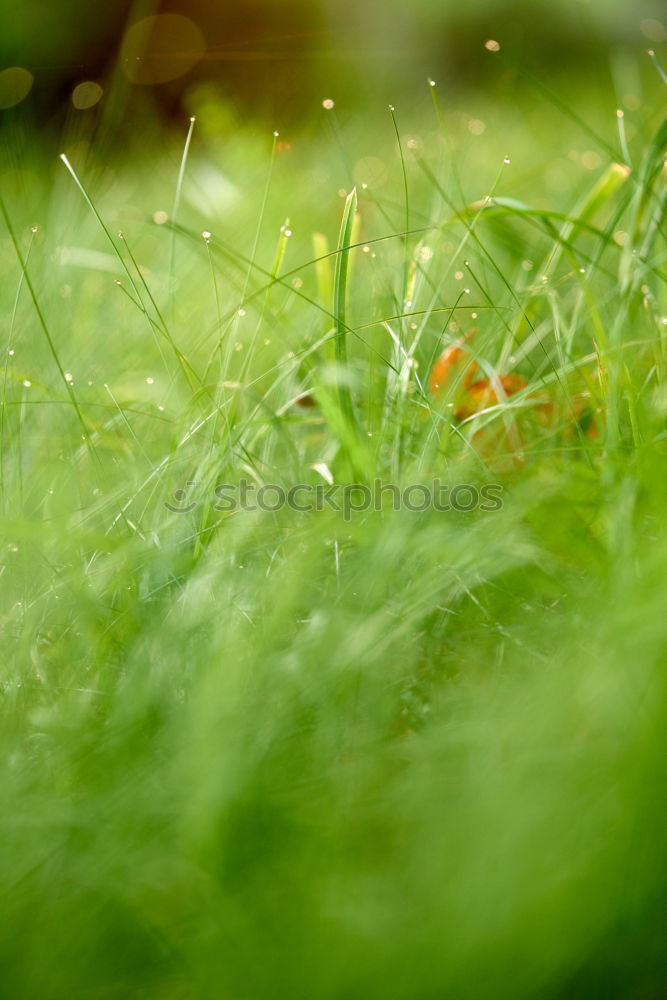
<box><xmin>0</xmin><ymin>0</ymin><xmax>665</xmax><ymax>127</ymax></box>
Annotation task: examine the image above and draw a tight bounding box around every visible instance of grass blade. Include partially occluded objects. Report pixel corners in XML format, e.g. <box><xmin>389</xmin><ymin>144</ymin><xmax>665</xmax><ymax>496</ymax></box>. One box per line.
<box><xmin>334</xmin><ymin>187</ymin><xmax>358</xmax><ymax>430</ymax></box>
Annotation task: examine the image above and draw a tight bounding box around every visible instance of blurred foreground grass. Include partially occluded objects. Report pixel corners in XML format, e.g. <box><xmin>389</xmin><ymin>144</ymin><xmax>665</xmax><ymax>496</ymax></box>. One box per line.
<box><xmin>1</xmin><ymin>58</ymin><xmax>666</xmax><ymax>999</ymax></box>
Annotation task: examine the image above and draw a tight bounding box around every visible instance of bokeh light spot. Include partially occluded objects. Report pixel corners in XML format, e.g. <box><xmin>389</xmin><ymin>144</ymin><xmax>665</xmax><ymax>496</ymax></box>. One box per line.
<box><xmin>121</xmin><ymin>15</ymin><xmax>206</xmax><ymax>85</ymax></box>
<box><xmin>72</xmin><ymin>81</ymin><xmax>103</xmax><ymax>110</ymax></box>
<box><xmin>640</xmin><ymin>19</ymin><xmax>667</xmax><ymax>43</ymax></box>
<box><xmin>581</xmin><ymin>150</ymin><xmax>602</xmax><ymax>170</ymax></box>
<box><xmin>0</xmin><ymin>67</ymin><xmax>34</xmax><ymax>110</ymax></box>
<box><xmin>468</xmin><ymin>118</ymin><xmax>486</xmax><ymax>135</ymax></box>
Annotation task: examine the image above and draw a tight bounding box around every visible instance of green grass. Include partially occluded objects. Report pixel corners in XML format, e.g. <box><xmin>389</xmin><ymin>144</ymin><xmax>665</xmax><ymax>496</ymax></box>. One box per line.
<box><xmin>1</xmin><ymin>66</ymin><xmax>666</xmax><ymax>999</ymax></box>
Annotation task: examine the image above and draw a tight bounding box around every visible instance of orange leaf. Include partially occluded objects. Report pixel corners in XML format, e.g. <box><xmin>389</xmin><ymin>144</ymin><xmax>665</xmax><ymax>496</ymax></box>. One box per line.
<box><xmin>455</xmin><ymin>373</ymin><xmax>527</xmax><ymax>420</ymax></box>
<box><xmin>429</xmin><ymin>329</ymin><xmax>479</xmax><ymax>395</ymax></box>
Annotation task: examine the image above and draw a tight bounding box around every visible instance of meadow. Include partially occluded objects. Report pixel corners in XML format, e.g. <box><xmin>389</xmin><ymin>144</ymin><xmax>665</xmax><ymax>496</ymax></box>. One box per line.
<box><xmin>0</xmin><ymin>34</ymin><xmax>666</xmax><ymax>999</ymax></box>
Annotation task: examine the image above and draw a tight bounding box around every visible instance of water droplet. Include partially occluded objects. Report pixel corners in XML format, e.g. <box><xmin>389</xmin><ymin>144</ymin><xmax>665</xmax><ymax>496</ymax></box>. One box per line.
<box><xmin>428</xmin><ymin>78</ymin><xmax>436</xmax><ymax>87</ymax></box>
